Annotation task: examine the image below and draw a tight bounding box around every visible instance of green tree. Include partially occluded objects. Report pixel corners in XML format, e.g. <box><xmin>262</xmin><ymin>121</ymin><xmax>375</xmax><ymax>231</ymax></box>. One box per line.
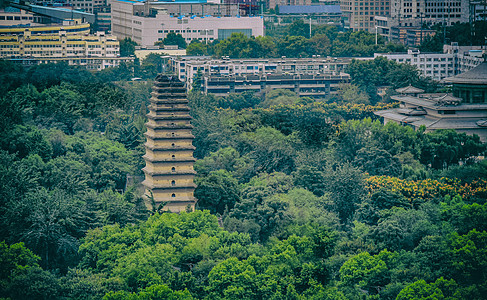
<box><xmin>195</xmin><ymin>170</ymin><xmax>241</xmax><ymax>214</ymax></box>
<box><xmin>120</xmin><ymin>38</ymin><xmax>137</xmax><ymax>57</ymax></box>
<box><xmin>163</xmin><ymin>33</ymin><xmax>187</xmax><ymax>49</ymax></box>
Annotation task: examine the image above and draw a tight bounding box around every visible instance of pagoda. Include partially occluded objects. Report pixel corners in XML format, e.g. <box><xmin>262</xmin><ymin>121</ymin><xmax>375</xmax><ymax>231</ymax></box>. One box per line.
<box><xmin>142</xmin><ymin>75</ymin><xmax>197</xmax><ymax>212</ymax></box>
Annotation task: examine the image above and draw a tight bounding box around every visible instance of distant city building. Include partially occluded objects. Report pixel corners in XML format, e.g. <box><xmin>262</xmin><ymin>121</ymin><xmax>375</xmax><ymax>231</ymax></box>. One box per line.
<box><xmin>276</xmin><ymin>5</ymin><xmax>342</xmax><ymax>25</ymax></box>
<box><xmin>111</xmin><ymin>0</ymin><xmax>264</xmax><ymax>47</ymax></box>
<box><xmin>470</xmin><ymin>0</ymin><xmax>487</xmax><ymax>21</ymax></box>
<box><xmin>0</xmin><ymin>8</ymin><xmax>36</xmax><ymax>26</ymax></box>
<box><xmin>203</xmin><ymin>72</ymin><xmax>350</xmax><ymax>98</ymax></box>
<box><xmin>269</xmin><ymin>0</ymin><xmax>311</xmax><ymax>10</ymax></box>
<box><xmin>170</xmin><ymin>56</ymin><xmax>356</xmax><ymax>85</ymax></box>
<box><xmin>374</xmin><ymin>44</ymin><xmax>485</xmax><ymax>81</ymax></box>
<box><xmin>375</xmin><ymin>62</ymin><xmax>487</xmax><ymax>142</ymax></box>
<box><xmin>340</xmin><ymin>0</ymin><xmax>390</xmax><ymax>32</ymax></box>
<box><xmin>0</xmin><ymin>22</ymin><xmax>133</xmax><ymax>70</ymax></box>
<box><xmin>375</xmin><ymin>0</ymin><xmax>471</xmax><ymax>45</ymax></box>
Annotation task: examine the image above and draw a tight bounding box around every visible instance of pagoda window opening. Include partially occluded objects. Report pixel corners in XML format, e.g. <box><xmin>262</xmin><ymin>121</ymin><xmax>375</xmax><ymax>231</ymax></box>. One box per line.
<box><xmin>171</xmin><ymin>180</ymin><xmax>176</xmax><ymax>186</ymax></box>
<box><xmin>172</xmin><ymin>167</ymin><xmax>176</xmax><ymax>172</ymax></box>
<box><xmin>172</xmin><ymin>193</ymin><xmax>176</xmax><ymax>197</ymax></box>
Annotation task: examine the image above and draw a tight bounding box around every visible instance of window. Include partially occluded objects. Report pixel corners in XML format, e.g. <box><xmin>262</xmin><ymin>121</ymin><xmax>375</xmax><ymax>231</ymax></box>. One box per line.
<box><xmin>171</xmin><ymin>167</ymin><xmax>176</xmax><ymax>172</ymax></box>
<box><xmin>172</xmin><ymin>193</ymin><xmax>176</xmax><ymax>197</ymax></box>
<box><xmin>171</xmin><ymin>180</ymin><xmax>176</xmax><ymax>186</ymax></box>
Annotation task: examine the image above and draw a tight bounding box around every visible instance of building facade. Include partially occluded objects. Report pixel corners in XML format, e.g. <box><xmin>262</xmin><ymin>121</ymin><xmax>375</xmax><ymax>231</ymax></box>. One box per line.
<box><xmin>111</xmin><ymin>0</ymin><xmax>263</xmax><ymax>47</ymax></box>
<box><xmin>170</xmin><ymin>56</ymin><xmax>356</xmax><ymax>85</ymax></box>
<box><xmin>340</xmin><ymin>0</ymin><xmax>390</xmax><ymax>32</ymax></box>
<box><xmin>374</xmin><ymin>45</ymin><xmax>485</xmax><ymax>81</ymax></box>
<box><xmin>375</xmin><ymin>63</ymin><xmax>487</xmax><ymax>142</ymax></box>
<box><xmin>142</xmin><ymin>75</ymin><xmax>197</xmax><ymax>212</ymax></box>
<box><xmin>0</xmin><ymin>8</ymin><xmax>36</xmax><ymax>26</ymax></box>
<box><xmin>0</xmin><ymin>22</ymin><xmax>133</xmax><ymax>70</ymax></box>
<box><xmin>204</xmin><ymin>72</ymin><xmax>350</xmax><ymax>98</ymax></box>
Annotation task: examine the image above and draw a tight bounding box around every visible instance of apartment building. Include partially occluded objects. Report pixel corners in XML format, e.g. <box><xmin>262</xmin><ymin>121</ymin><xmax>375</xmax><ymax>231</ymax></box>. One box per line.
<box><xmin>111</xmin><ymin>0</ymin><xmax>263</xmax><ymax>47</ymax></box>
<box><xmin>170</xmin><ymin>56</ymin><xmax>355</xmax><ymax>85</ymax></box>
<box><xmin>0</xmin><ymin>8</ymin><xmax>36</xmax><ymax>26</ymax></box>
<box><xmin>340</xmin><ymin>0</ymin><xmax>391</xmax><ymax>32</ymax></box>
<box><xmin>374</xmin><ymin>44</ymin><xmax>485</xmax><ymax>81</ymax></box>
<box><xmin>0</xmin><ymin>22</ymin><xmax>133</xmax><ymax>70</ymax></box>
<box><xmin>375</xmin><ymin>0</ymin><xmax>470</xmax><ymax>44</ymax></box>
<box><xmin>204</xmin><ymin>73</ymin><xmax>350</xmax><ymax>98</ymax></box>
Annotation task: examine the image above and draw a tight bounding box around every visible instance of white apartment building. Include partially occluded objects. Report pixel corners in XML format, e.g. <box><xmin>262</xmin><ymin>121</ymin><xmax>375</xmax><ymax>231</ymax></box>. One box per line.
<box><xmin>111</xmin><ymin>0</ymin><xmax>264</xmax><ymax>47</ymax></box>
<box><xmin>374</xmin><ymin>44</ymin><xmax>485</xmax><ymax>81</ymax></box>
<box><xmin>170</xmin><ymin>56</ymin><xmax>357</xmax><ymax>86</ymax></box>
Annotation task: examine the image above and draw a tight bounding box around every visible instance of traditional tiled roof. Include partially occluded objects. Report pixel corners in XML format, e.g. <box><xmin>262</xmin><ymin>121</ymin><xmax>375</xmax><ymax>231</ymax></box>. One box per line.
<box><xmin>443</xmin><ymin>62</ymin><xmax>487</xmax><ymax>84</ymax></box>
<box><xmin>396</xmin><ymin>85</ymin><xmax>425</xmax><ymax>94</ymax></box>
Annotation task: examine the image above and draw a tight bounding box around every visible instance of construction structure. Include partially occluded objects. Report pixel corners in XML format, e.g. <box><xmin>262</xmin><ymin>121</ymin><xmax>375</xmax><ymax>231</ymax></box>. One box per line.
<box><xmin>142</xmin><ymin>75</ymin><xmax>197</xmax><ymax>212</ymax></box>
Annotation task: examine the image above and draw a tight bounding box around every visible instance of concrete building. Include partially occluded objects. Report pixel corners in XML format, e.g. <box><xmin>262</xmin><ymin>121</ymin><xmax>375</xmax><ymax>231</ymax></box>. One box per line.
<box><xmin>170</xmin><ymin>56</ymin><xmax>356</xmax><ymax>85</ymax></box>
<box><xmin>375</xmin><ymin>0</ymin><xmax>470</xmax><ymax>45</ymax></box>
<box><xmin>0</xmin><ymin>22</ymin><xmax>134</xmax><ymax>70</ymax></box>
<box><xmin>0</xmin><ymin>8</ymin><xmax>36</xmax><ymax>26</ymax></box>
<box><xmin>340</xmin><ymin>0</ymin><xmax>390</xmax><ymax>32</ymax></box>
<box><xmin>375</xmin><ymin>62</ymin><xmax>487</xmax><ymax>142</ymax></box>
<box><xmin>111</xmin><ymin>0</ymin><xmax>263</xmax><ymax>47</ymax></box>
<box><xmin>374</xmin><ymin>44</ymin><xmax>485</xmax><ymax>81</ymax></box>
<box><xmin>268</xmin><ymin>0</ymin><xmax>311</xmax><ymax>10</ymax></box>
<box><xmin>142</xmin><ymin>75</ymin><xmax>197</xmax><ymax>212</ymax></box>
<box><xmin>204</xmin><ymin>72</ymin><xmax>350</xmax><ymax>98</ymax></box>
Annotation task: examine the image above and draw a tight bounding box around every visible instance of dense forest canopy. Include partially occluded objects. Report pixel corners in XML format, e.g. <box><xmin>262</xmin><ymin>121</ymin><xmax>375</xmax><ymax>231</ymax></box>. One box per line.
<box><xmin>0</xmin><ymin>54</ymin><xmax>486</xmax><ymax>300</ymax></box>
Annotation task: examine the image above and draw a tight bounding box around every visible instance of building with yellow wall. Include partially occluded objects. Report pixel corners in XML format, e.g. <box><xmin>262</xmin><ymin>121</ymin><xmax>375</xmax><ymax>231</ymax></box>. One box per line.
<box><xmin>0</xmin><ymin>22</ymin><xmax>133</xmax><ymax>70</ymax></box>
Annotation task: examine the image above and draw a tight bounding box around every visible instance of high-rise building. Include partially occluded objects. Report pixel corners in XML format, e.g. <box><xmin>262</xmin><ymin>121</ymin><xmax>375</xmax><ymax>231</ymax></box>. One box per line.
<box><xmin>142</xmin><ymin>75</ymin><xmax>197</xmax><ymax>212</ymax></box>
<box><xmin>340</xmin><ymin>0</ymin><xmax>390</xmax><ymax>32</ymax></box>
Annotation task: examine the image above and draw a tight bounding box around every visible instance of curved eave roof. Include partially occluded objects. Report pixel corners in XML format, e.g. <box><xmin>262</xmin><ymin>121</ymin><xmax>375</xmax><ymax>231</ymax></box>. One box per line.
<box><xmin>443</xmin><ymin>62</ymin><xmax>487</xmax><ymax>84</ymax></box>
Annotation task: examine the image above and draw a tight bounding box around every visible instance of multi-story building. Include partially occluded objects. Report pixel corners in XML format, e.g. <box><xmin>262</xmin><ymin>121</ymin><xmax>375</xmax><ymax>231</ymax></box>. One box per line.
<box><xmin>340</xmin><ymin>0</ymin><xmax>391</xmax><ymax>32</ymax></box>
<box><xmin>376</xmin><ymin>0</ymin><xmax>470</xmax><ymax>44</ymax></box>
<box><xmin>0</xmin><ymin>8</ymin><xmax>36</xmax><ymax>26</ymax></box>
<box><xmin>111</xmin><ymin>0</ymin><xmax>263</xmax><ymax>47</ymax></box>
<box><xmin>0</xmin><ymin>22</ymin><xmax>134</xmax><ymax>70</ymax></box>
<box><xmin>268</xmin><ymin>0</ymin><xmax>311</xmax><ymax>10</ymax></box>
<box><xmin>374</xmin><ymin>44</ymin><xmax>485</xmax><ymax>81</ymax></box>
<box><xmin>375</xmin><ymin>62</ymin><xmax>487</xmax><ymax>142</ymax></box>
<box><xmin>203</xmin><ymin>72</ymin><xmax>350</xmax><ymax>98</ymax></box>
<box><xmin>470</xmin><ymin>0</ymin><xmax>487</xmax><ymax>21</ymax></box>
<box><xmin>170</xmin><ymin>56</ymin><xmax>356</xmax><ymax>84</ymax></box>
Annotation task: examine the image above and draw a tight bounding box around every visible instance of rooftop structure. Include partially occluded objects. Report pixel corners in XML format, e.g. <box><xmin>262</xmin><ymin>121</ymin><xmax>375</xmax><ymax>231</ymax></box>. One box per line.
<box><xmin>142</xmin><ymin>75</ymin><xmax>197</xmax><ymax>212</ymax></box>
<box><xmin>375</xmin><ymin>62</ymin><xmax>487</xmax><ymax>141</ymax></box>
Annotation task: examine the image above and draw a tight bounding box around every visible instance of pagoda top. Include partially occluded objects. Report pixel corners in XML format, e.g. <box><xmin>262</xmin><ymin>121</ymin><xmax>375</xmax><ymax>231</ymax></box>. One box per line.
<box><xmin>396</xmin><ymin>85</ymin><xmax>425</xmax><ymax>94</ymax></box>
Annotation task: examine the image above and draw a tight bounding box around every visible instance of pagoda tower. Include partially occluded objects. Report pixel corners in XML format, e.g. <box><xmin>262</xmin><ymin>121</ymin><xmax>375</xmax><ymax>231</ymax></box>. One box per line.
<box><xmin>142</xmin><ymin>75</ymin><xmax>197</xmax><ymax>212</ymax></box>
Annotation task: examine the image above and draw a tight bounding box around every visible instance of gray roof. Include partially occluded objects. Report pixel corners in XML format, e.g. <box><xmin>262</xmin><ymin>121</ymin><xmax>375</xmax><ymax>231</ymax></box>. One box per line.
<box><xmin>443</xmin><ymin>62</ymin><xmax>487</xmax><ymax>84</ymax></box>
<box><xmin>278</xmin><ymin>5</ymin><xmax>341</xmax><ymax>14</ymax></box>
<box><xmin>396</xmin><ymin>85</ymin><xmax>424</xmax><ymax>94</ymax></box>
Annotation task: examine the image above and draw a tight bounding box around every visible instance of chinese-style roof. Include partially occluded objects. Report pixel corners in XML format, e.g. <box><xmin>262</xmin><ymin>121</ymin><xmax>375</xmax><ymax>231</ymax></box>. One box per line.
<box><xmin>443</xmin><ymin>62</ymin><xmax>487</xmax><ymax>84</ymax></box>
<box><xmin>396</xmin><ymin>85</ymin><xmax>425</xmax><ymax>94</ymax></box>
